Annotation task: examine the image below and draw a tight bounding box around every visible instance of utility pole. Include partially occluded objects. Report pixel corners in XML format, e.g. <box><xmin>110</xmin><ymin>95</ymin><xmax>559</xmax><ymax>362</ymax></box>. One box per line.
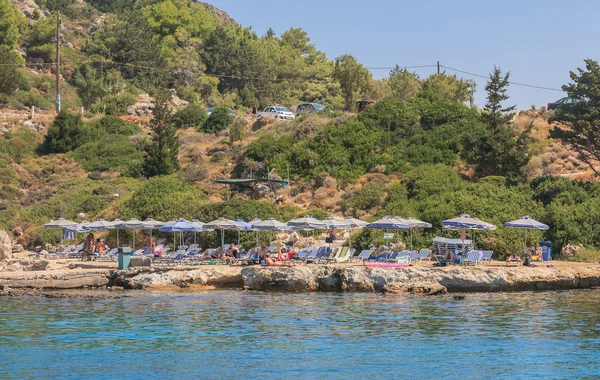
<box><xmin>437</xmin><ymin>61</ymin><xmax>440</xmax><ymax>75</ymax></box>
<box><xmin>55</xmin><ymin>11</ymin><xmax>61</xmax><ymax>114</ymax></box>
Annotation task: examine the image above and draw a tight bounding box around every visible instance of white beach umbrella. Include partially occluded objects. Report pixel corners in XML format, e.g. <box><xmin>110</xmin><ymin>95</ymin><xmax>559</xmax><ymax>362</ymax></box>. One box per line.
<box><xmin>394</xmin><ymin>217</ymin><xmax>432</xmax><ymax>250</ymax></box>
<box><xmin>205</xmin><ymin>218</ymin><xmax>244</xmax><ymax>249</ymax></box>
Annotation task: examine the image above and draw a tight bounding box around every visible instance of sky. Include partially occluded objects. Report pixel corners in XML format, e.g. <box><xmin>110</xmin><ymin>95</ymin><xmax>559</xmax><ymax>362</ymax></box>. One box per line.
<box><xmin>207</xmin><ymin>0</ymin><xmax>599</xmax><ymax>110</ymax></box>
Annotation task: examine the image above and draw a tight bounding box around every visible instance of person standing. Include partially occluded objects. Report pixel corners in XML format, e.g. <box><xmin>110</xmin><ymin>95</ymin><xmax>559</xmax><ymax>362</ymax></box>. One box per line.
<box><xmin>251</xmin><ymin>104</ymin><xmax>257</xmax><ymax>120</ymax></box>
<box><xmin>83</xmin><ymin>233</ymin><xmax>94</xmax><ymax>260</ymax></box>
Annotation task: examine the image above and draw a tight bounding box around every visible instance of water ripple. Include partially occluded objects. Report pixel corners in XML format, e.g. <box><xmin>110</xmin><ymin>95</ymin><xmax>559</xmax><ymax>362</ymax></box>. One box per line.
<box><xmin>2</xmin><ymin>290</ymin><xmax>600</xmax><ymax>379</ymax></box>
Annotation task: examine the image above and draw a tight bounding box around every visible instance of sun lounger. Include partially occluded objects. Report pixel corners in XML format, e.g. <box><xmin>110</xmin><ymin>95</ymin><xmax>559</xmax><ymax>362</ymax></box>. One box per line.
<box><xmin>408</xmin><ymin>250</ymin><xmax>420</xmax><ymax>264</ymax></box>
<box><xmin>417</xmin><ymin>249</ymin><xmax>431</xmax><ymax>263</ymax></box>
<box><xmin>304</xmin><ymin>247</ymin><xmax>321</xmax><ymax>263</ymax></box>
<box><xmin>335</xmin><ymin>247</ymin><xmax>354</xmax><ymax>263</ymax></box>
<box><xmin>462</xmin><ymin>250</ymin><xmax>483</xmax><ymax>266</ymax></box>
<box><xmin>355</xmin><ymin>250</ymin><xmax>372</xmax><ymax>262</ymax></box>
<box><xmin>481</xmin><ymin>250</ymin><xmax>493</xmax><ymax>264</ymax></box>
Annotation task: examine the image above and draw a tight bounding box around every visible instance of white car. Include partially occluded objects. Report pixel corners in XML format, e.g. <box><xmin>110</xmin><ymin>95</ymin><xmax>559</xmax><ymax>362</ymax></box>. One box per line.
<box><xmin>258</xmin><ymin>106</ymin><xmax>295</xmax><ymax>120</ymax></box>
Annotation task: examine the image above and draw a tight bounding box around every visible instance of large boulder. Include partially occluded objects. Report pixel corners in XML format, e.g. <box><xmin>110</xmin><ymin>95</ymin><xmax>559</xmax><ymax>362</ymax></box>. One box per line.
<box><xmin>0</xmin><ymin>230</ymin><xmax>12</xmax><ymax>261</ymax></box>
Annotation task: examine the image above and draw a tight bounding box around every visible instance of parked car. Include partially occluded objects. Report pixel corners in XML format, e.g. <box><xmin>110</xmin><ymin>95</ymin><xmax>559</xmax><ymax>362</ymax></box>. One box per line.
<box><xmin>257</xmin><ymin>106</ymin><xmax>295</xmax><ymax>120</ymax></box>
<box><xmin>295</xmin><ymin>102</ymin><xmax>326</xmax><ymax>116</ymax></box>
<box><xmin>206</xmin><ymin>107</ymin><xmax>236</xmax><ymax>117</ymax></box>
<box><xmin>547</xmin><ymin>97</ymin><xmax>578</xmax><ymax>110</ymax></box>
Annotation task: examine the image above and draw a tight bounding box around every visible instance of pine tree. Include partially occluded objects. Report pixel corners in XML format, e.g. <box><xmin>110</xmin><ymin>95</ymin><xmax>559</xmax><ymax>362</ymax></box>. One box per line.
<box><xmin>462</xmin><ymin>67</ymin><xmax>532</xmax><ymax>178</ymax></box>
<box><xmin>142</xmin><ymin>99</ymin><xmax>180</xmax><ymax>178</ymax></box>
<box><xmin>552</xmin><ymin>59</ymin><xmax>600</xmax><ymax>177</ymax></box>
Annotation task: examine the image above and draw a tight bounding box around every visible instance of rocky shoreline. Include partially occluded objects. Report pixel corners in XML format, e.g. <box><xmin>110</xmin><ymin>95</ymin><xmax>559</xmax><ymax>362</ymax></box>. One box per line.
<box><xmin>2</xmin><ymin>263</ymin><xmax>600</xmax><ymax>297</ymax></box>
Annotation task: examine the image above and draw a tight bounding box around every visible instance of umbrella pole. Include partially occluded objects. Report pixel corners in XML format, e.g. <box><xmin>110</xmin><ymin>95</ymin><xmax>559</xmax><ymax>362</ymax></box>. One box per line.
<box><xmin>133</xmin><ymin>230</ymin><xmax>136</xmax><ymax>250</ymax></box>
<box><xmin>221</xmin><ymin>229</ymin><xmax>224</xmax><ymax>250</ymax></box>
<box><xmin>117</xmin><ymin>229</ymin><xmax>120</xmax><ymax>248</ymax></box>
<box><xmin>410</xmin><ymin>229</ymin><xmax>413</xmax><ymax>251</ymax></box>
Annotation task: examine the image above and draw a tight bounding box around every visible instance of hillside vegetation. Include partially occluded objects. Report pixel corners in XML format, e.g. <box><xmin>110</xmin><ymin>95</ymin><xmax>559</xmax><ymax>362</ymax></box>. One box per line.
<box><xmin>0</xmin><ymin>0</ymin><xmax>599</xmax><ymax>258</ymax></box>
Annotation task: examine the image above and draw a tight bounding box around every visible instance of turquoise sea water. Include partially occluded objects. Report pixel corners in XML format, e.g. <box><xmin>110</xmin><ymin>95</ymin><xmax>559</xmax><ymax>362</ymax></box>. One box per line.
<box><xmin>1</xmin><ymin>290</ymin><xmax>600</xmax><ymax>379</ymax></box>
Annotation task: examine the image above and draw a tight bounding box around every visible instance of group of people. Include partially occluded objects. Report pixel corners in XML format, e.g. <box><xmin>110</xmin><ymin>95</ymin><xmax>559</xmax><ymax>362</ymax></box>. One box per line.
<box><xmin>507</xmin><ymin>244</ymin><xmax>543</xmax><ymax>266</ymax></box>
<box><xmin>82</xmin><ymin>233</ymin><xmax>109</xmax><ymax>260</ymax></box>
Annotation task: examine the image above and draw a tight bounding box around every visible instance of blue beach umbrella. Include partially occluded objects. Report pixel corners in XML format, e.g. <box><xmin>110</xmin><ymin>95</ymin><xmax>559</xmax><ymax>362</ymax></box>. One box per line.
<box><xmin>504</xmin><ymin>216</ymin><xmax>549</xmax><ymax>251</ymax></box>
<box><xmin>160</xmin><ymin>219</ymin><xmax>203</xmax><ymax>249</ymax></box>
<box><xmin>366</xmin><ymin>216</ymin><xmax>411</xmax><ymax>252</ymax></box>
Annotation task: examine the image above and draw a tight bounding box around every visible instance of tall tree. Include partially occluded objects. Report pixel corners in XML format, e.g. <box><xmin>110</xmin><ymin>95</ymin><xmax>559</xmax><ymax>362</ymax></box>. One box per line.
<box><xmin>462</xmin><ymin>67</ymin><xmax>532</xmax><ymax>178</ymax></box>
<box><xmin>552</xmin><ymin>59</ymin><xmax>600</xmax><ymax>177</ymax></box>
<box><xmin>333</xmin><ymin>54</ymin><xmax>374</xmax><ymax>110</ymax></box>
<box><xmin>0</xmin><ymin>0</ymin><xmax>26</xmax><ymax>48</ymax></box>
<box><xmin>388</xmin><ymin>65</ymin><xmax>420</xmax><ymax>100</ymax></box>
<box><xmin>142</xmin><ymin>99</ymin><xmax>180</xmax><ymax>178</ymax></box>
<box><xmin>73</xmin><ymin>64</ymin><xmax>106</xmax><ymax>109</ymax></box>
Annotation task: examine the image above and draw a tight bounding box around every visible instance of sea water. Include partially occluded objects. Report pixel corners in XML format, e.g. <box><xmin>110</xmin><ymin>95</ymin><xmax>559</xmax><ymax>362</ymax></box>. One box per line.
<box><xmin>1</xmin><ymin>290</ymin><xmax>600</xmax><ymax>379</ymax></box>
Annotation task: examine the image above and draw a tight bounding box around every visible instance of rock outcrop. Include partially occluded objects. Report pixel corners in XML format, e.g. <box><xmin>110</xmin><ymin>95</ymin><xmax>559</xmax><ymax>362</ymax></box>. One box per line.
<box><xmin>3</xmin><ymin>264</ymin><xmax>600</xmax><ymax>294</ymax></box>
<box><xmin>0</xmin><ymin>231</ymin><xmax>12</xmax><ymax>262</ymax></box>
<box><xmin>113</xmin><ymin>267</ymin><xmax>244</xmax><ymax>290</ymax></box>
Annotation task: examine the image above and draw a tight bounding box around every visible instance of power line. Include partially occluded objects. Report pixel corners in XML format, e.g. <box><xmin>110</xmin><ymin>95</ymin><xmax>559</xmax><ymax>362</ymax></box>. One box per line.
<box><xmin>441</xmin><ymin>65</ymin><xmax>563</xmax><ymax>92</ymax></box>
<box><xmin>2</xmin><ymin>57</ymin><xmax>566</xmax><ymax>92</ymax></box>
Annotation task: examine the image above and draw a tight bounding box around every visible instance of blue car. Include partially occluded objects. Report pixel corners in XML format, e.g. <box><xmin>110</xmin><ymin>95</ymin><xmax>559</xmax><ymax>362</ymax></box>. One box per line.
<box><xmin>295</xmin><ymin>103</ymin><xmax>326</xmax><ymax>116</ymax></box>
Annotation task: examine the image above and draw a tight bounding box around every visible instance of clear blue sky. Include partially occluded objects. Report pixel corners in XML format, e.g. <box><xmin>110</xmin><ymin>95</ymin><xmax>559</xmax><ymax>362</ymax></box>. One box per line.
<box><xmin>208</xmin><ymin>0</ymin><xmax>599</xmax><ymax>110</ymax></box>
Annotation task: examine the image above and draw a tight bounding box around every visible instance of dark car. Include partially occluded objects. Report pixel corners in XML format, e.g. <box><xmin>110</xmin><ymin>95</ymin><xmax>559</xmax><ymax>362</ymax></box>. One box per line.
<box><xmin>547</xmin><ymin>97</ymin><xmax>578</xmax><ymax>110</ymax></box>
<box><xmin>295</xmin><ymin>103</ymin><xmax>326</xmax><ymax>116</ymax></box>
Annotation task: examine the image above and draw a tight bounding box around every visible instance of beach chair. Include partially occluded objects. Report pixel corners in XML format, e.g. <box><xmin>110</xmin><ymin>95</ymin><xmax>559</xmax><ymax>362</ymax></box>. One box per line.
<box><xmin>417</xmin><ymin>249</ymin><xmax>431</xmax><ymax>263</ymax></box>
<box><xmin>462</xmin><ymin>250</ymin><xmax>483</xmax><ymax>266</ymax></box>
<box><xmin>355</xmin><ymin>250</ymin><xmax>372</xmax><ymax>262</ymax></box>
<box><xmin>481</xmin><ymin>250</ymin><xmax>493</xmax><ymax>265</ymax></box>
<box><xmin>296</xmin><ymin>249</ymin><xmax>309</xmax><ymax>261</ymax></box>
<box><xmin>327</xmin><ymin>247</ymin><xmax>342</xmax><ymax>262</ymax></box>
<box><xmin>335</xmin><ymin>247</ymin><xmax>353</xmax><ymax>263</ymax></box>
<box><xmin>304</xmin><ymin>247</ymin><xmax>320</xmax><ymax>263</ymax></box>
<box><xmin>408</xmin><ymin>250</ymin><xmax>420</xmax><ymax>264</ymax></box>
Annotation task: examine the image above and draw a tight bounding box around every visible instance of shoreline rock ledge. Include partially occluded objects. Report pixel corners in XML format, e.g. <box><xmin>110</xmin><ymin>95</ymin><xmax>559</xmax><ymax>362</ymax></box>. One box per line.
<box><xmin>3</xmin><ymin>265</ymin><xmax>600</xmax><ymax>295</ymax></box>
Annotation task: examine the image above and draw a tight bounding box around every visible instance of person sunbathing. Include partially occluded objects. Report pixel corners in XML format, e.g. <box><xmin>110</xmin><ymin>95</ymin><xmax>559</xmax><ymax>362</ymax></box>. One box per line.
<box><xmin>506</xmin><ymin>253</ymin><xmax>522</xmax><ymax>265</ymax></box>
<box><xmin>264</xmin><ymin>254</ymin><xmax>296</xmax><ymax>267</ymax></box>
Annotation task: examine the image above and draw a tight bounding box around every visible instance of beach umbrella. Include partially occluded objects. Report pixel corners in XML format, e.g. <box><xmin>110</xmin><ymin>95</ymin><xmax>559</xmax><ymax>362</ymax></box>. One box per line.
<box><xmin>250</xmin><ymin>218</ymin><xmax>262</xmax><ymax>246</ymax></box>
<box><xmin>343</xmin><ymin>217</ymin><xmax>369</xmax><ymax>228</ymax></box>
<box><xmin>85</xmin><ymin>219</ymin><xmax>118</xmax><ymax>248</ymax></box>
<box><xmin>442</xmin><ymin>214</ymin><xmax>496</xmax><ymax>231</ymax></box>
<box><xmin>190</xmin><ymin>220</ymin><xmax>209</xmax><ymax>244</ymax></box>
<box><xmin>142</xmin><ymin>218</ymin><xmax>165</xmax><ymax>249</ymax></box>
<box><xmin>234</xmin><ymin>220</ymin><xmax>254</xmax><ymax>246</ymax></box>
<box><xmin>442</xmin><ymin>214</ymin><xmax>496</xmax><ymax>252</ymax></box>
<box><xmin>504</xmin><ymin>216</ymin><xmax>549</xmax><ymax>251</ymax></box>
<box><xmin>160</xmin><ymin>219</ymin><xmax>203</xmax><ymax>249</ymax></box>
<box><xmin>366</xmin><ymin>216</ymin><xmax>411</xmax><ymax>252</ymax></box>
<box><xmin>116</xmin><ymin>218</ymin><xmax>147</xmax><ymax>250</ymax></box>
<box><xmin>287</xmin><ymin>215</ymin><xmax>327</xmax><ymax>230</ymax></box>
<box><xmin>251</xmin><ymin>218</ymin><xmax>290</xmax><ymax>231</ymax></box>
<box><xmin>205</xmin><ymin>218</ymin><xmax>244</xmax><ymax>249</ymax></box>
<box><xmin>323</xmin><ymin>217</ymin><xmax>353</xmax><ymax>229</ymax></box>
<box><xmin>44</xmin><ymin>218</ymin><xmax>77</xmax><ymax>229</ymax></box>
<box><xmin>251</xmin><ymin>218</ymin><xmax>291</xmax><ymax>246</ymax></box>
<box><xmin>394</xmin><ymin>217</ymin><xmax>432</xmax><ymax>250</ymax></box>
<box><xmin>341</xmin><ymin>217</ymin><xmax>368</xmax><ymax>251</ymax></box>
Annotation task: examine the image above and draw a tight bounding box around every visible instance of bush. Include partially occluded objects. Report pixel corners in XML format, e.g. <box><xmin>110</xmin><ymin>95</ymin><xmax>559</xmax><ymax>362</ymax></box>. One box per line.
<box><xmin>6</xmin><ymin>90</ymin><xmax>53</xmax><ymax>110</ymax></box>
<box><xmin>562</xmin><ymin>248</ymin><xmax>600</xmax><ymax>263</ymax></box>
<box><xmin>41</xmin><ymin>112</ymin><xmax>90</xmax><ymax>154</ymax></box>
<box><xmin>172</xmin><ymin>104</ymin><xmax>207</xmax><ymax>129</ymax></box>
<box><xmin>123</xmin><ymin>176</ymin><xmax>205</xmax><ymax>221</ymax></box>
<box><xmin>0</xmin><ymin>47</ymin><xmax>28</xmax><ymax>96</ymax></box>
<box><xmin>69</xmin><ymin>135</ymin><xmax>142</xmax><ymax>173</ymax></box>
<box><xmin>86</xmin><ymin>115</ymin><xmax>140</xmax><ymax>136</ymax></box>
<box><xmin>0</xmin><ymin>128</ymin><xmax>39</xmax><ymax>163</ymax></box>
<box><xmin>203</xmin><ymin>107</ymin><xmax>233</xmax><ymax>133</ymax></box>
<box><xmin>229</xmin><ymin>117</ymin><xmax>246</xmax><ymax>143</ymax></box>
<box><xmin>89</xmin><ymin>93</ymin><xmax>137</xmax><ymax>116</ymax></box>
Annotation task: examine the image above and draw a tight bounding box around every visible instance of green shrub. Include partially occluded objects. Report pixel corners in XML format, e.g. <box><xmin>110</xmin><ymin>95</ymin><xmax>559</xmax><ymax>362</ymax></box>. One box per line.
<box><xmin>41</xmin><ymin>112</ymin><xmax>89</xmax><ymax>153</ymax></box>
<box><xmin>69</xmin><ymin>135</ymin><xmax>142</xmax><ymax>173</ymax></box>
<box><xmin>7</xmin><ymin>90</ymin><xmax>53</xmax><ymax>110</ymax></box>
<box><xmin>123</xmin><ymin>176</ymin><xmax>205</xmax><ymax>221</ymax></box>
<box><xmin>0</xmin><ymin>128</ymin><xmax>39</xmax><ymax>163</ymax></box>
<box><xmin>172</xmin><ymin>104</ymin><xmax>207</xmax><ymax>129</ymax></box>
<box><xmin>562</xmin><ymin>248</ymin><xmax>600</xmax><ymax>263</ymax></box>
<box><xmin>86</xmin><ymin>115</ymin><xmax>140</xmax><ymax>136</ymax></box>
<box><xmin>203</xmin><ymin>106</ymin><xmax>233</xmax><ymax>133</ymax></box>
<box><xmin>89</xmin><ymin>93</ymin><xmax>137</xmax><ymax>116</ymax></box>
<box><xmin>0</xmin><ymin>47</ymin><xmax>28</xmax><ymax>95</ymax></box>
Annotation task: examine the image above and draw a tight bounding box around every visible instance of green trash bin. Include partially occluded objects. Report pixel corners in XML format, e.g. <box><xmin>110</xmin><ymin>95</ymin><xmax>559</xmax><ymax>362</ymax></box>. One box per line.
<box><xmin>118</xmin><ymin>247</ymin><xmax>131</xmax><ymax>270</ymax></box>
